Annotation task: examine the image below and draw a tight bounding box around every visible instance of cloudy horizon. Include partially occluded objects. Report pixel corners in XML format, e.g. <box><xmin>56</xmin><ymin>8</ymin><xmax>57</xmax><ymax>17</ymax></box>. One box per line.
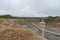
<box><xmin>0</xmin><ymin>0</ymin><xmax>60</xmax><ymax>17</ymax></box>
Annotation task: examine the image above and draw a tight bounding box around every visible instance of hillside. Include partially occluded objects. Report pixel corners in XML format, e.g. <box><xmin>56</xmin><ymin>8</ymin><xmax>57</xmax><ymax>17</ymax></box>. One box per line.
<box><xmin>50</xmin><ymin>17</ymin><xmax>60</xmax><ymax>27</ymax></box>
<box><xmin>0</xmin><ymin>18</ymin><xmax>41</xmax><ymax>40</ymax></box>
<box><xmin>0</xmin><ymin>14</ymin><xmax>41</xmax><ymax>22</ymax></box>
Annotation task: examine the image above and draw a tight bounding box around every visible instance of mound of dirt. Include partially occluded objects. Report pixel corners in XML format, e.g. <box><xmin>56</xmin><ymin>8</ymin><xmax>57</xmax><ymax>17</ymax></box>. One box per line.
<box><xmin>0</xmin><ymin>19</ymin><xmax>41</xmax><ymax>40</ymax></box>
<box><xmin>0</xmin><ymin>29</ymin><xmax>41</xmax><ymax>40</ymax></box>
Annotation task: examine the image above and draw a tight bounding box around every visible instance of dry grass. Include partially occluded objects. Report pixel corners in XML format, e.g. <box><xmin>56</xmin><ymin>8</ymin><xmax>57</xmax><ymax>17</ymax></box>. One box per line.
<box><xmin>0</xmin><ymin>18</ymin><xmax>41</xmax><ymax>40</ymax></box>
<box><xmin>0</xmin><ymin>29</ymin><xmax>41</xmax><ymax>40</ymax></box>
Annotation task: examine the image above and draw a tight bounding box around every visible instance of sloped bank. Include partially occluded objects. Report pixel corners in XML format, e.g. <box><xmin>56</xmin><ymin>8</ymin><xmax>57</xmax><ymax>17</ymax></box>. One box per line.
<box><xmin>0</xmin><ymin>18</ymin><xmax>41</xmax><ymax>40</ymax></box>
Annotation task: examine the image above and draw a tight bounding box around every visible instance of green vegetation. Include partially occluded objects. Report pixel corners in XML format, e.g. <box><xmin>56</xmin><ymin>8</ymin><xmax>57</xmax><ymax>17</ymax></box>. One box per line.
<box><xmin>0</xmin><ymin>14</ymin><xmax>12</xmax><ymax>18</ymax></box>
<box><xmin>44</xmin><ymin>16</ymin><xmax>59</xmax><ymax>24</ymax></box>
<box><xmin>0</xmin><ymin>14</ymin><xmax>20</xmax><ymax>19</ymax></box>
<box><xmin>0</xmin><ymin>14</ymin><xmax>59</xmax><ymax>23</ymax></box>
<box><xmin>0</xmin><ymin>14</ymin><xmax>41</xmax><ymax>19</ymax></box>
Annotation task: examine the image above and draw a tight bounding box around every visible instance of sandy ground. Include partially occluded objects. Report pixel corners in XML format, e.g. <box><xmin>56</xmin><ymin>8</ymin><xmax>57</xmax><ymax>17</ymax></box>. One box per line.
<box><xmin>0</xmin><ymin>19</ymin><xmax>41</xmax><ymax>40</ymax></box>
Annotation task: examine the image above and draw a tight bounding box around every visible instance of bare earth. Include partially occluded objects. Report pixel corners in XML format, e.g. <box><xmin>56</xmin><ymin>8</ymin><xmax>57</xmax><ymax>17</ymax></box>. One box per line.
<box><xmin>0</xmin><ymin>18</ymin><xmax>41</xmax><ymax>40</ymax></box>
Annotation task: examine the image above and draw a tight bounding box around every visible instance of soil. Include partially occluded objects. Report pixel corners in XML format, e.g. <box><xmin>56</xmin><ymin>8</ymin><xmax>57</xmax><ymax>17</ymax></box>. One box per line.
<box><xmin>0</xmin><ymin>18</ymin><xmax>41</xmax><ymax>40</ymax></box>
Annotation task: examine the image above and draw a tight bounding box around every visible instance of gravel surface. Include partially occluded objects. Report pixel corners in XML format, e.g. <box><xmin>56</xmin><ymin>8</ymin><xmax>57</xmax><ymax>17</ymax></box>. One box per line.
<box><xmin>23</xmin><ymin>22</ymin><xmax>60</xmax><ymax>40</ymax></box>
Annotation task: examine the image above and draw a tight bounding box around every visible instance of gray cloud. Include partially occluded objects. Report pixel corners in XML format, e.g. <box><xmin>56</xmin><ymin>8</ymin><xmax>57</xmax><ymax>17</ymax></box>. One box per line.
<box><xmin>0</xmin><ymin>0</ymin><xmax>60</xmax><ymax>17</ymax></box>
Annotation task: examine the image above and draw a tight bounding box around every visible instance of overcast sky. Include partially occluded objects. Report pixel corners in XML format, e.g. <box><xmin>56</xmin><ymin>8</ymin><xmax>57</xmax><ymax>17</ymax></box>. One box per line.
<box><xmin>0</xmin><ymin>0</ymin><xmax>60</xmax><ymax>17</ymax></box>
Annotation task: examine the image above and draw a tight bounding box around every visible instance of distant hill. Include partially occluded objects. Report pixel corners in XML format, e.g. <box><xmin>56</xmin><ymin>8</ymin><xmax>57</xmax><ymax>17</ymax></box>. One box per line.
<box><xmin>44</xmin><ymin>16</ymin><xmax>59</xmax><ymax>24</ymax></box>
<box><xmin>0</xmin><ymin>14</ymin><xmax>41</xmax><ymax>19</ymax></box>
<box><xmin>0</xmin><ymin>14</ymin><xmax>42</xmax><ymax>22</ymax></box>
<box><xmin>50</xmin><ymin>17</ymin><xmax>60</xmax><ymax>27</ymax></box>
<box><xmin>0</xmin><ymin>14</ymin><xmax>13</xmax><ymax>18</ymax></box>
<box><xmin>0</xmin><ymin>14</ymin><xmax>60</xmax><ymax>23</ymax></box>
